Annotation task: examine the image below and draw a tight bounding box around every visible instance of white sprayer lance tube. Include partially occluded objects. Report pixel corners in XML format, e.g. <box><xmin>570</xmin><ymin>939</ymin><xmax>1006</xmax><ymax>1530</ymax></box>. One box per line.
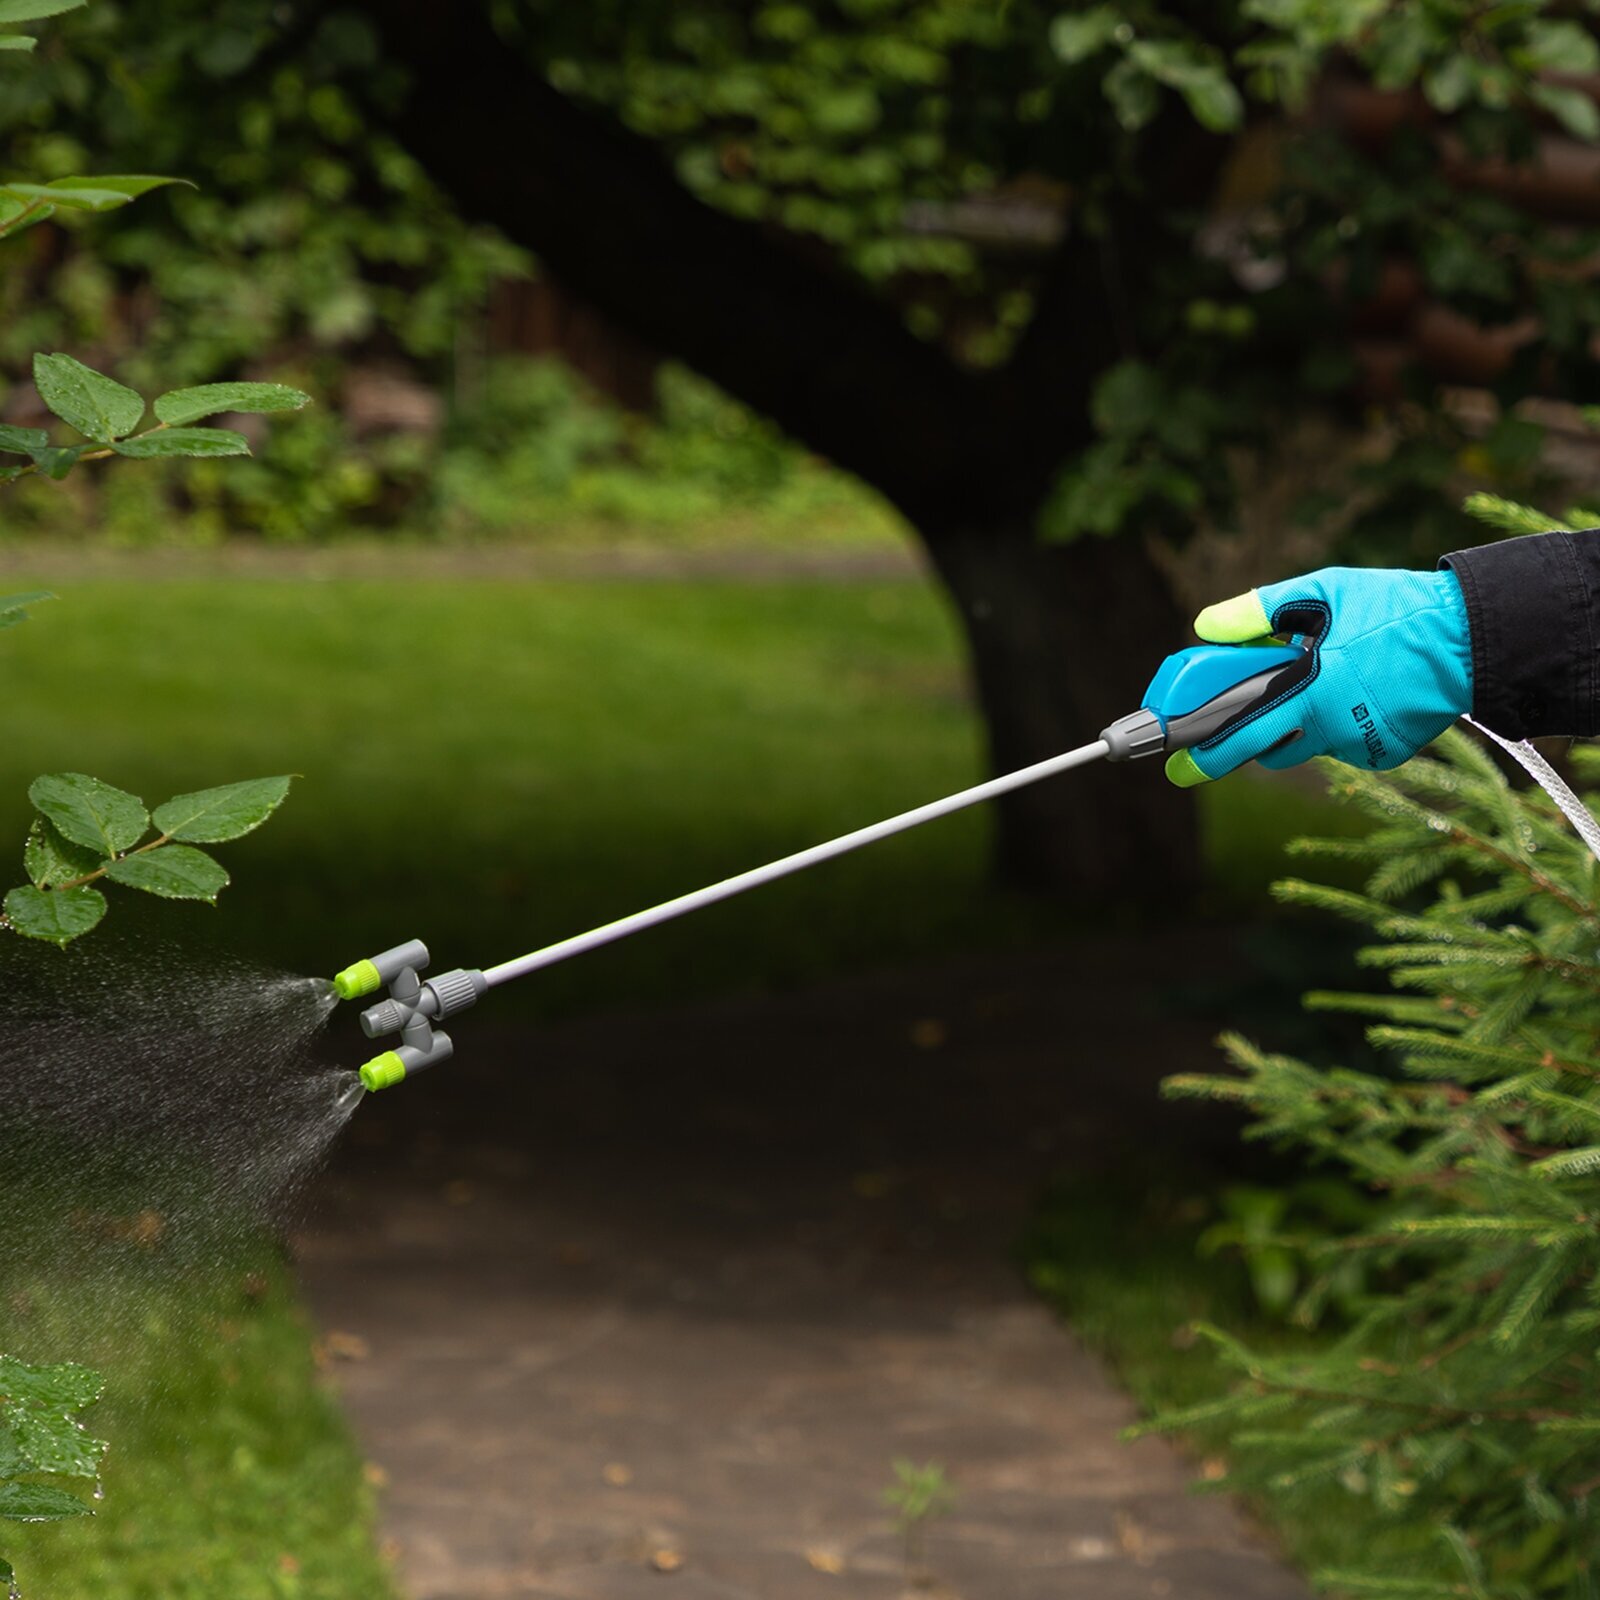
<box><xmin>481</xmin><ymin>739</ymin><xmax>1111</xmax><ymax>989</ymax></box>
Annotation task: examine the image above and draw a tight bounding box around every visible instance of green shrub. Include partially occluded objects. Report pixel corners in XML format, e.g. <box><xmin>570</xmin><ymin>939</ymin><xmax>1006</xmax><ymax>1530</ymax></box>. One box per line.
<box><xmin>0</xmin><ymin>353</ymin><xmax>894</xmax><ymax>545</ymax></box>
<box><xmin>431</xmin><ymin>356</ymin><xmax>892</xmax><ymax>541</ymax></box>
<box><xmin>1156</xmin><ymin>730</ymin><xmax>1600</xmax><ymax>1595</ymax></box>
<box><xmin>2</xmin><ymin>8</ymin><xmax>302</xmax><ymax>1573</ymax></box>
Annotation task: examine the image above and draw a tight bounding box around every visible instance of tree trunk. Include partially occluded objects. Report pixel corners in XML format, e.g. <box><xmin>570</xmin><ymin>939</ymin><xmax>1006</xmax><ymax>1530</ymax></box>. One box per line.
<box><xmin>924</xmin><ymin>524</ymin><xmax>1201</xmax><ymax>903</ymax></box>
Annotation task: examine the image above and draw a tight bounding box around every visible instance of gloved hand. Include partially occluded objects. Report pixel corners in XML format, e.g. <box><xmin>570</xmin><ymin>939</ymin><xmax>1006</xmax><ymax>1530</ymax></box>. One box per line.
<box><xmin>1165</xmin><ymin>566</ymin><xmax>1474</xmax><ymax>787</ymax></box>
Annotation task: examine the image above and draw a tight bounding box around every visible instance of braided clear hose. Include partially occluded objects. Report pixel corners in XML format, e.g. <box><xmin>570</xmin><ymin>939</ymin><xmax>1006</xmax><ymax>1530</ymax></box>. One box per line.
<box><xmin>1464</xmin><ymin>716</ymin><xmax>1600</xmax><ymax>865</ymax></box>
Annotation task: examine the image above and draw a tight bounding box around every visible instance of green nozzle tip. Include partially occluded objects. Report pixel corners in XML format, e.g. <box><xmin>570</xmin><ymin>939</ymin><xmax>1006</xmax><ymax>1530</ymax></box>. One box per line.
<box><xmin>359</xmin><ymin>1051</ymin><xmax>406</xmax><ymax>1093</ymax></box>
<box><xmin>333</xmin><ymin>959</ymin><xmax>381</xmax><ymax>1001</ymax></box>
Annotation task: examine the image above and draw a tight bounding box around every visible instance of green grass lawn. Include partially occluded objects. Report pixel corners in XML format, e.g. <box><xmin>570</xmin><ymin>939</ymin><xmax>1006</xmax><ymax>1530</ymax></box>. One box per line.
<box><xmin>0</xmin><ymin>571</ymin><xmax>994</xmax><ymax>1006</ymax></box>
<box><xmin>0</xmin><ymin>563</ymin><xmax>1346</xmax><ymax>1008</ymax></box>
<box><xmin>1</xmin><ymin>1249</ymin><xmax>395</xmax><ymax>1600</ymax></box>
<box><xmin>0</xmin><ymin>558</ymin><xmax>1353</xmax><ymax>1597</ymax></box>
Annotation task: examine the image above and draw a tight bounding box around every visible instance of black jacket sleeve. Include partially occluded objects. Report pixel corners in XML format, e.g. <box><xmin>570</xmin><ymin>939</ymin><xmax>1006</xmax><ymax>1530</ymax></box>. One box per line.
<box><xmin>1440</xmin><ymin>529</ymin><xmax>1600</xmax><ymax>739</ymax></box>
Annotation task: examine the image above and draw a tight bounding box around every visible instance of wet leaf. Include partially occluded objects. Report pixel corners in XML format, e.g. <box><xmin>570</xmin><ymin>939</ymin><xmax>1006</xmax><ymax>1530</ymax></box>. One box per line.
<box><xmin>29</xmin><ymin>772</ymin><xmax>148</xmax><ymax>855</ymax></box>
<box><xmin>32</xmin><ymin>353</ymin><xmax>143</xmax><ymax>442</ymax></box>
<box><xmin>104</xmin><ymin>844</ymin><xmax>228</xmax><ymax>902</ymax></box>
<box><xmin>23</xmin><ymin>816</ymin><xmax>102</xmax><ymax>887</ymax></box>
<box><xmin>3</xmin><ymin>884</ymin><xmax>107</xmax><ymax>945</ymax></box>
<box><xmin>0</xmin><ymin>1482</ymin><xmax>93</xmax><ymax>1521</ymax></box>
<box><xmin>153</xmin><ymin>382</ymin><xmax>310</xmax><ymax>426</ymax></box>
<box><xmin>5</xmin><ymin>1407</ymin><xmax>106</xmax><ymax>1478</ymax></box>
<box><xmin>0</xmin><ymin>1357</ymin><xmax>103</xmax><ymax>1410</ymax></box>
<box><xmin>152</xmin><ymin>775</ymin><xmax>291</xmax><ymax>843</ymax></box>
<box><xmin>0</xmin><ymin>427</ymin><xmax>47</xmax><ymax>456</ymax></box>
<box><xmin>111</xmin><ymin>427</ymin><xmax>249</xmax><ymax>460</ymax></box>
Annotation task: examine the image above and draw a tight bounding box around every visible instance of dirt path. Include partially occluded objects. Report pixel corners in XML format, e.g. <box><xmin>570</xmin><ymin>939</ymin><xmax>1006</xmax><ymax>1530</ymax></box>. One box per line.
<box><xmin>297</xmin><ymin>940</ymin><xmax>1309</xmax><ymax>1600</ymax></box>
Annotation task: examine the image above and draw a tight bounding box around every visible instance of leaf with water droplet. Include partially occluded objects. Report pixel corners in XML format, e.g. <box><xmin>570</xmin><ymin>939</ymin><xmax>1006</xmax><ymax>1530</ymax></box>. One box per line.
<box><xmin>4</xmin><ymin>1407</ymin><xmax>105</xmax><ymax>1478</ymax></box>
<box><xmin>28</xmin><ymin>773</ymin><xmax>148</xmax><ymax>857</ymax></box>
<box><xmin>110</xmin><ymin>427</ymin><xmax>249</xmax><ymax>460</ymax></box>
<box><xmin>22</xmin><ymin>817</ymin><xmax>103</xmax><ymax>889</ymax></box>
<box><xmin>153</xmin><ymin>381</ymin><xmax>310</xmax><ymax>426</ymax></box>
<box><xmin>104</xmin><ymin>844</ymin><xmax>229</xmax><ymax>902</ymax></box>
<box><xmin>3</xmin><ymin>884</ymin><xmax>107</xmax><ymax>946</ymax></box>
<box><xmin>0</xmin><ymin>1357</ymin><xmax>104</xmax><ymax>1411</ymax></box>
<box><xmin>152</xmin><ymin>775</ymin><xmax>292</xmax><ymax>843</ymax></box>
<box><xmin>0</xmin><ymin>1482</ymin><xmax>92</xmax><ymax>1522</ymax></box>
<box><xmin>32</xmin><ymin>353</ymin><xmax>143</xmax><ymax>443</ymax></box>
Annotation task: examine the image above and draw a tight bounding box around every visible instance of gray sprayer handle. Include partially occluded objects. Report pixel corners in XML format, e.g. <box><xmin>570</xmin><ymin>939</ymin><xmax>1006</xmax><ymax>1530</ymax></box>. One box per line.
<box><xmin>1161</xmin><ymin>659</ymin><xmax>1305</xmax><ymax>751</ymax></box>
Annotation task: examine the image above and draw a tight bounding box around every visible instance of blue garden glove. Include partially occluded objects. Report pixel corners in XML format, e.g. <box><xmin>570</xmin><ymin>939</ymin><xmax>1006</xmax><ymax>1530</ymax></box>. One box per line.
<box><xmin>1165</xmin><ymin>567</ymin><xmax>1474</xmax><ymax>787</ymax></box>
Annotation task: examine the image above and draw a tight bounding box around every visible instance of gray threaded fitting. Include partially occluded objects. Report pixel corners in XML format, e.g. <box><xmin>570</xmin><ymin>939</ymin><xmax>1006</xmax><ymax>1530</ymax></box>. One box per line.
<box><xmin>1101</xmin><ymin>708</ymin><xmax>1167</xmax><ymax>762</ymax></box>
<box><xmin>360</xmin><ymin>997</ymin><xmax>409</xmax><ymax>1039</ymax></box>
<box><xmin>425</xmin><ymin>968</ymin><xmax>487</xmax><ymax>1020</ymax></box>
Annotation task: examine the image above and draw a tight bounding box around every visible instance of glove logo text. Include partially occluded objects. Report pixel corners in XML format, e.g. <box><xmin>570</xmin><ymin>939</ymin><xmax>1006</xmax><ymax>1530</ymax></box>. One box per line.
<box><xmin>1352</xmin><ymin>703</ymin><xmax>1386</xmax><ymax>768</ymax></box>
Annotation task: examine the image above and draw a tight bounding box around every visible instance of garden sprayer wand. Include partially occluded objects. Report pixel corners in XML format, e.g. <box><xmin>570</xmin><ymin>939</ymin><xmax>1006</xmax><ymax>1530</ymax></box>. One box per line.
<box><xmin>330</xmin><ymin>639</ymin><xmax>1306</xmax><ymax>1091</ymax></box>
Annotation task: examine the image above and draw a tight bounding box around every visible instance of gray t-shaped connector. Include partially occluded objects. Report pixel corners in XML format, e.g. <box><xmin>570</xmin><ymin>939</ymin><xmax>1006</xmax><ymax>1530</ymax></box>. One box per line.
<box><xmin>335</xmin><ymin>939</ymin><xmax>488</xmax><ymax>1091</ymax></box>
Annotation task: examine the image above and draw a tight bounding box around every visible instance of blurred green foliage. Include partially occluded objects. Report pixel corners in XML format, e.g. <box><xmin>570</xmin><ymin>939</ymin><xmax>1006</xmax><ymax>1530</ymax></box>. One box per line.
<box><xmin>432</xmin><ymin>360</ymin><xmax>895</xmax><ymax>541</ymax></box>
<box><xmin>0</xmin><ymin>1</ymin><xmax>1595</xmax><ymax>559</ymax></box>
<box><xmin>0</xmin><ymin>357</ymin><xmax>898</xmax><ymax>543</ymax></box>
<box><xmin>529</xmin><ymin>0</ymin><xmax>1600</xmax><ymax>560</ymax></box>
<box><xmin>0</xmin><ymin>0</ymin><xmax>520</xmax><ymax>382</ymax></box>
<box><xmin>3</xmin><ymin>1</ymin><xmax>1598</xmax><ymax>559</ymax></box>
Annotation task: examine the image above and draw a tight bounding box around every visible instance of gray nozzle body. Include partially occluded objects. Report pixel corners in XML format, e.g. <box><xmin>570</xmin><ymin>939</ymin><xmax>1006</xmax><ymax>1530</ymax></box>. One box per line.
<box><xmin>360</xmin><ymin>966</ymin><xmax>487</xmax><ymax>1041</ymax></box>
<box><xmin>345</xmin><ymin>941</ymin><xmax>475</xmax><ymax>1091</ymax></box>
<box><xmin>370</xmin><ymin>939</ymin><xmax>431</xmax><ymax>982</ymax></box>
<box><xmin>395</xmin><ymin>1030</ymin><xmax>454</xmax><ymax>1077</ymax></box>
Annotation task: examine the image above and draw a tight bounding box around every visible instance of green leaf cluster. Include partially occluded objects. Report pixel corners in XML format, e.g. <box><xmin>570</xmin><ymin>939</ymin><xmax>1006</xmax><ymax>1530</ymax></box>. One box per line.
<box><xmin>3</xmin><ymin>774</ymin><xmax>292</xmax><ymax>946</ymax></box>
<box><xmin>0</xmin><ymin>6</ymin><xmax>312</xmax><ymax>496</ymax></box>
<box><xmin>0</xmin><ymin>0</ymin><xmax>521</xmax><ymax>384</ymax></box>
<box><xmin>0</xmin><ymin>354</ymin><xmax>307</xmax><ymax>486</ymax></box>
<box><xmin>0</xmin><ymin>1353</ymin><xmax>105</xmax><ymax>1546</ymax></box>
<box><xmin>1147</xmin><ymin>499</ymin><xmax>1600</xmax><ymax>1597</ymax></box>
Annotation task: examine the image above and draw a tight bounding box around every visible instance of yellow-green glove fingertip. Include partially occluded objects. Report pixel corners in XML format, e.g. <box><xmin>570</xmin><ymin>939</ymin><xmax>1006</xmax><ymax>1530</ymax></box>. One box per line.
<box><xmin>1193</xmin><ymin>590</ymin><xmax>1272</xmax><ymax>644</ymax></box>
<box><xmin>1165</xmin><ymin>749</ymin><xmax>1212</xmax><ymax>788</ymax></box>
